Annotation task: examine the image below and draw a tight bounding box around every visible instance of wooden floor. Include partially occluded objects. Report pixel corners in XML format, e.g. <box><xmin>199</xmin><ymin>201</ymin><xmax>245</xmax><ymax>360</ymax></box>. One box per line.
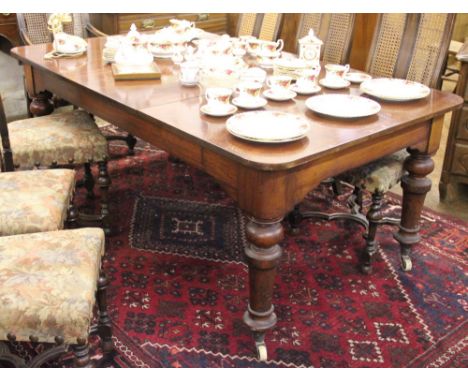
<box><xmin>1</xmin><ymin>50</ymin><xmax>466</xmax><ymax>221</ymax></box>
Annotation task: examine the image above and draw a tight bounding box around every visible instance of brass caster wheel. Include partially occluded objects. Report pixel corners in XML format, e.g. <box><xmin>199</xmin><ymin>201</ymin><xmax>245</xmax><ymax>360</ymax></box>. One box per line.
<box><xmin>401</xmin><ymin>256</ymin><xmax>412</xmax><ymax>272</ymax></box>
<box><xmin>254</xmin><ymin>332</ymin><xmax>268</xmax><ymax>361</ymax></box>
<box><xmin>256</xmin><ymin>342</ymin><xmax>268</xmax><ymax>361</ymax></box>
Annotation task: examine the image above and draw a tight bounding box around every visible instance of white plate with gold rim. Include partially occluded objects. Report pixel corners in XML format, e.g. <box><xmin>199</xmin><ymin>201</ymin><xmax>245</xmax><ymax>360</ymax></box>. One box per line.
<box><xmin>226</xmin><ymin>111</ymin><xmax>310</xmax><ymax>143</ymax></box>
<box><xmin>360</xmin><ymin>78</ymin><xmax>431</xmax><ymax>101</ymax></box>
<box><xmin>305</xmin><ymin>94</ymin><xmax>381</xmax><ymax>119</ymax></box>
<box><xmin>263</xmin><ymin>89</ymin><xmax>297</xmax><ymax>101</ymax></box>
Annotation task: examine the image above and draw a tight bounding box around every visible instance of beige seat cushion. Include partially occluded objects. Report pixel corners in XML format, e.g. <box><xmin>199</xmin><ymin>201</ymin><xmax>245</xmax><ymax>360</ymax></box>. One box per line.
<box><xmin>338</xmin><ymin>150</ymin><xmax>408</xmax><ymax>193</ymax></box>
<box><xmin>0</xmin><ymin>169</ymin><xmax>75</xmax><ymax>236</ymax></box>
<box><xmin>0</xmin><ymin>228</ymin><xmax>105</xmax><ymax>344</ymax></box>
<box><xmin>4</xmin><ymin>110</ymin><xmax>108</xmax><ymax>169</ymax></box>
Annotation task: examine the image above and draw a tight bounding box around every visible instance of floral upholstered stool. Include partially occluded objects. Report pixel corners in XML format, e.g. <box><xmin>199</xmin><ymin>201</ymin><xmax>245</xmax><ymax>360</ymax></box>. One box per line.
<box><xmin>0</xmin><ymin>169</ymin><xmax>76</xmax><ymax>236</ymax></box>
<box><xmin>0</xmin><ymin>228</ymin><xmax>113</xmax><ymax>367</ymax></box>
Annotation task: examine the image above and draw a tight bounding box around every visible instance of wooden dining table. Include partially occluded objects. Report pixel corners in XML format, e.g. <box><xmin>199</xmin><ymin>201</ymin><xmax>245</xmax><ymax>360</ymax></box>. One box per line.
<box><xmin>10</xmin><ymin>36</ymin><xmax>463</xmax><ymax>360</ymax></box>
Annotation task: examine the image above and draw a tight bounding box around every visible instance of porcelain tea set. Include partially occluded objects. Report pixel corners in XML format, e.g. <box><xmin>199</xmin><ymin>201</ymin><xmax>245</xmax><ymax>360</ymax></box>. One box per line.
<box><xmin>46</xmin><ymin>13</ymin><xmax>88</xmax><ymax>57</ymax></box>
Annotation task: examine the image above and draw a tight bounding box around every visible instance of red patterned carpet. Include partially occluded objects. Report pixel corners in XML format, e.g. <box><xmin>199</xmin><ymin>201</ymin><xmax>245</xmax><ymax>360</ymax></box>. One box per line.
<box><xmin>14</xmin><ymin>134</ymin><xmax>468</xmax><ymax>368</ymax></box>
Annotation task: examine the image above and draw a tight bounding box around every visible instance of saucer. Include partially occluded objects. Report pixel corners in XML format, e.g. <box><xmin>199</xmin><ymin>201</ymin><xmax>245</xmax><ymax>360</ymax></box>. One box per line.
<box><xmin>180</xmin><ymin>79</ymin><xmax>198</xmax><ymax>87</ymax></box>
<box><xmin>290</xmin><ymin>83</ymin><xmax>321</xmax><ymax>95</ymax></box>
<box><xmin>319</xmin><ymin>78</ymin><xmax>351</xmax><ymax>90</ymax></box>
<box><xmin>232</xmin><ymin>96</ymin><xmax>268</xmax><ymax>109</ymax></box>
<box><xmin>200</xmin><ymin>104</ymin><xmax>238</xmax><ymax>117</ymax></box>
<box><xmin>344</xmin><ymin>72</ymin><xmax>372</xmax><ymax>84</ymax></box>
<box><xmin>263</xmin><ymin>89</ymin><xmax>297</xmax><ymax>101</ymax></box>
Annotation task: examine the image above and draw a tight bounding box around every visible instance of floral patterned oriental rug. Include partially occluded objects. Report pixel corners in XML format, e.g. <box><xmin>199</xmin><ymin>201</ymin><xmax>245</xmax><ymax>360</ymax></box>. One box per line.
<box><xmin>9</xmin><ymin>128</ymin><xmax>468</xmax><ymax>368</ymax></box>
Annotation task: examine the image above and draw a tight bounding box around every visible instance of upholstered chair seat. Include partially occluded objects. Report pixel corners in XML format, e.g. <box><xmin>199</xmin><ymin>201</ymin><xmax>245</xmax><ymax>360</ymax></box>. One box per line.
<box><xmin>338</xmin><ymin>150</ymin><xmax>408</xmax><ymax>193</ymax></box>
<box><xmin>0</xmin><ymin>169</ymin><xmax>75</xmax><ymax>236</ymax></box>
<box><xmin>0</xmin><ymin>228</ymin><xmax>104</xmax><ymax>344</ymax></box>
<box><xmin>3</xmin><ymin>110</ymin><xmax>108</xmax><ymax>169</ymax></box>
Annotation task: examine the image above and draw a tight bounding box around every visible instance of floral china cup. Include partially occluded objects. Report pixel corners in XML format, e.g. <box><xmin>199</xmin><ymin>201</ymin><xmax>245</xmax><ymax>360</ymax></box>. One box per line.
<box><xmin>325</xmin><ymin>64</ymin><xmax>350</xmax><ymax>82</ymax></box>
<box><xmin>267</xmin><ymin>75</ymin><xmax>293</xmax><ymax>95</ymax></box>
<box><xmin>205</xmin><ymin>87</ymin><xmax>233</xmax><ymax>111</ymax></box>
<box><xmin>236</xmin><ymin>81</ymin><xmax>263</xmax><ymax>101</ymax></box>
<box><xmin>179</xmin><ymin>62</ymin><xmax>199</xmax><ymax>84</ymax></box>
<box><xmin>296</xmin><ymin>68</ymin><xmax>320</xmax><ymax>89</ymax></box>
<box><xmin>259</xmin><ymin>39</ymin><xmax>284</xmax><ymax>56</ymax></box>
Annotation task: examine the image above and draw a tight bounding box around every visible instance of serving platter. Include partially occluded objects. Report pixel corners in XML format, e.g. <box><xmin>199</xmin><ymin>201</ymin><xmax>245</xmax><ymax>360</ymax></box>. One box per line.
<box><xmin>305</xmin><ymin>94</ymin><xmax>381</xmax><ymax>118</ymax></box>
<box><xmin>360</xmin><ymin>78</ymin><xmax>431</xmax><ymax>101</ymax></box>
<box><xmin>226</xmin><ymin>111</ymin><xmax>310</xmax><ymax>143</ymax></box>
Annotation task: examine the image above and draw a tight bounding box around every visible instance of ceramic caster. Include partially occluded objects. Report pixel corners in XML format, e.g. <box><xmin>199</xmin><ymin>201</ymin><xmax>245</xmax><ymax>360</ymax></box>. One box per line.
<box><xmin>254</xmin><ymin>332</ymin><xmax>268</xmax><ymax>361</ymax></box>
<box><xmin>401</xmin><ymin>256</ymin><xmax>412</xmax><ymax>272</ymax></box>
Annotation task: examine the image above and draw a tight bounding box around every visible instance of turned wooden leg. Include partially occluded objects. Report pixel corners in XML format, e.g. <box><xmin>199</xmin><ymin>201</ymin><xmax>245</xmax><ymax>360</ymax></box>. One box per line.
<box><xmin>243</xmin><ymin>217</ymin><xmax>283</xmax><ymax>361</ymax></box>
<box><xmin>72</xmin><ymin>339</ymin><xmax>90</xmax><ymax>367</ymax></box>
<box><xmin>96</xmin><ymin>272</ymin><xmax>114</xmax><ymax>353</ymax></box>
<box><xmin>332</xmin><ymin>178</ymin><xmax>343</xmax><ymax>195</ymax></box>
<box><xmin>66</xmin><ymin>201</ymin><xmax>79</xmax><ymax>229</ymax></box>
<box><xmin>394</xmin><ymin>149</ymin><xmax>434</xmax><ymax>272</ymax></box>
<box><xmin>84</xmin><ymin>162</ymin><xmax>95</xmax><ymax>199</ymax></box>
<box><xmin>126</xmin><ymin>134</ymin><xmax>137</xmax><ymax>156</ymax></box>
<box><xmin>361</xmin><ymin>191</ymin><xmax>383</xmax><ymax>274</ymax></box>
<box><xmin>97</xmin><ymin>161</ymin><xmax>111</xmax><ymax>235</ymax></box>
<box><xmin>29</xmin><ymin>91</ymin><xmax>54</xmax><ymax>117</ymax></box>
<box><xmin>287</xmin><ymin>205</ymin><xmax>302</xmax><ymax>235</ymax></box>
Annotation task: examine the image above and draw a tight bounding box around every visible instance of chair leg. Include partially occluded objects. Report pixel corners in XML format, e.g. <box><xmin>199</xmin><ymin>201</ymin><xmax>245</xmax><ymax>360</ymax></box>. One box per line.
<box><xmin>96</xmin><ymin>272</ymin><xmax>114</xmax><ymax>353</ymax></box>
<box><xmin>97</xmin><ymin>161</ymin><xmax>111</xmax><ymax>235</ymax></box>
<box><xmin>126</xmin><ymin>134</ymin><xmax>137</xmax><ymax>156</ymax></box>
<box><xmin>84</xmin><ymin>163</ymin><xmax>95</xmax><ymax>199</ymax></box>
<box><xmin>361</xmin><ymin>190</ymin><xmax>384</xmax><ymax>274</ymax></box>
<box><xmin>331</xmin><ymin>179</ymin><xmax>343</xmax><ymax>196</ymax></box>
<box><xmin>66</xmin><ymin>201</ymin><xmax>79</xmax><ymax>229</ymax></box>
<box><xmin>287</xmin><ymin>205</ymin><xmax>303</xmax><ymax>234</ymax></box>
<box><xmin>72</xmin><ymin>339</ymin><xmax>91</xmax><ymax>367</ymax></box>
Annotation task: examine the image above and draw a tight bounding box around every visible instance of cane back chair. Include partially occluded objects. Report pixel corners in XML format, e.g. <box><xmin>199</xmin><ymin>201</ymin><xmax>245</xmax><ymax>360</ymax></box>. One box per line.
<box><xmin>296</xmin><ymin>13</ymin><xmax>356</xmax><ymax>65</ymax></box>
<box><xmin>237</xmin><ymin>13</ymin><xmax>283</xmax><ymax>41</ymax></box>
<box><xmin>0</xmin><ymin>228</ymin><xmax>113</xmax><ymax>367</ymax></box>
<box><xmin>16</xmin><ymin>13</ymin><xmax>137</xmax><ymax>156</ymax></box>
<box><xmin>291</xmin><ymin>13</ymin><xmax>456</xmax><ymax>273</ymax></box>
<box><xmin>0</xmin><ymin>96</ymin><xmax>111</xmax><ymax>233</ymax></box>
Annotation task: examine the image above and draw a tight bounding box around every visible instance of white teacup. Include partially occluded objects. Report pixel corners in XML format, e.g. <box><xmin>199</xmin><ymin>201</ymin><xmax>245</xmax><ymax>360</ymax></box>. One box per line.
<box><xmin>205</xmin><ymin>87</ymin><xmax>233</xmax><ymax>110</ymax></box>
<box><xmin>325</xmin><ymin>64</ymin><xmax>350</xmax><ymax>83</ymax></box>
<box><xmin>296</xmin><ymin>68</ymin><xmax>320</xmax><ymax>89</ymax></box>
<box><xmin>179</xmin><ymin>62</ymin><xmax>199</xmax><ymax>83</ymax></box>
<box><xmin>267</xmin><ymin>75</ymin><xmax>292</xmax><ymax>95</ymax></box>
<box><xmin>236</xmin><ymin>81</ymin><xmax>263</xmax><ymax>101</ymax></box>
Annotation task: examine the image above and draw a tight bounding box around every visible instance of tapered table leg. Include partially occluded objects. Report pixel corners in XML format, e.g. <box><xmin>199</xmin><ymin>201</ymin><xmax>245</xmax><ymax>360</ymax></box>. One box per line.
<box><xmin>394</xmin><ymin>149</ymin><xmax>434</xmax><ymax>271</ymax></box>
<box><xmin>243</xmin><ymin>216</ymin><xmax>284</xmax><ymax>361</ymax></box>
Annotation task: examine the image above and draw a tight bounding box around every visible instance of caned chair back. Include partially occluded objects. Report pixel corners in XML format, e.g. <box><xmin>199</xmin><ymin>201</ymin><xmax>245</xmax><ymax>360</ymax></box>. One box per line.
<box><xmin>237</xmin><ymin>13</ymin><xmax>260</xmax><ymax>37</ymax></box>
<box><xmin>16</xmin><ymin>13</ymin><xmax>91</xmax><ymax>45</ymax></box>
<box><xmin>296</xmin><ymin>14</ymin><xmax>356</xmax><ymax>65</ymax></box>
<box><xmin>366</xmin><ymin>13</ymin><xmax>456</xmax><ymax>89</ymax></box>
<box><xmin>237</xmin><ymin>13</ymin><xmax>283</xmax><ymax>41</ymax></box>
<box><xmin>257</xmin><ymin>13</ymin><xmax>283</xmax><ymax>41</ymax></box>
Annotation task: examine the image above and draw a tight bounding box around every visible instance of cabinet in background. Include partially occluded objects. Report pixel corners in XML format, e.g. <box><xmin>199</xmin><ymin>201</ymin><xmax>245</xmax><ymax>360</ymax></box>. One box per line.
<box><xmin>91</xmin><ymin>13</ymin><xmax>229</xmax><ymax>36</ymax></box>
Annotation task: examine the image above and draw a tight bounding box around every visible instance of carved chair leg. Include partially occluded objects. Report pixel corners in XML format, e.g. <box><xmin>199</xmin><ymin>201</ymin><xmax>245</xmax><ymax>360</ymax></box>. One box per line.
<box><xmin>332</xmin><ymin>178</ymin><xmax>343</xmax><ymax>196</ymax></box>
<box><xmin>287</xmin><ymin>205</ymin><xmax>303</xmax><ymax>235</ymax></box>
<box><xmin>29</xmin><ymin>91</ymin><xmax>54</xmax><ymax>117</ymax></box>
<box><xmin>66</xmin><ymin>201</ymin><xmax>79</xmax><ymax>229</ymax></box>
<box><xmin>126</xmin><ymin>134</ymin><xmax>137</xmax><ymax>156</ymax></box>
<box><xmin>96</xmin><ymin>272</ymin><xmax>114</xmax><ymax>353</ymax></box>
<box><xmin>72</xmin><ymin>339</ymin><xmax>91</xmax><ymax>367</ymax></box>
<box><xmin>361</xmin><ymin>190</ymin><xmax>384</xmax><ymax>274</ymax></box>
<box><xmin>84</xmin><ymin>162</ymin><xmax>95</xmax><ymax>199</ymax></box>
<box><xmin>97</xmin><ymin>161</ymin><xmax>111</xmax><ymax>235</ymax></box>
